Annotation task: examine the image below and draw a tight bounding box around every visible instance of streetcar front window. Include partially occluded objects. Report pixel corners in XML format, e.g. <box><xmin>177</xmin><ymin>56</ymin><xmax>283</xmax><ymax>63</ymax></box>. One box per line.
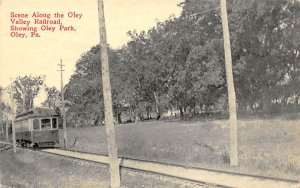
<box><xmin>41</xmin><ymin>119</ymin><xmax>51</xmax><ymax>129</ymax></box>
<box><xmin>33</xmin><ymin>119</ymin><xmax>39</xmax><ymax>130</ymax></box>
<box><xmin>52</xmin><ymin>118</ymin><xmax>57</xmax><ymax>129</ymax></box>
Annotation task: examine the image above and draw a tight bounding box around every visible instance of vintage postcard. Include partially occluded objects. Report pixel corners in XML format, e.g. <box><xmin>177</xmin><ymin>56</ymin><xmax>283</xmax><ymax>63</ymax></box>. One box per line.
<box><xmin>0</xmin><ymin>0</ymin><xmax>299</xmax><ymax>187</ymax></box>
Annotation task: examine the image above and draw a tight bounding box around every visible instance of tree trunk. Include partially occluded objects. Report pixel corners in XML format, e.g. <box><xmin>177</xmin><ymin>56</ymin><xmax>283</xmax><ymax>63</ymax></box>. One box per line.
<box><xmin>262</xmin><ymin>88</ymin><xmax>271</xmax><ymax>113</ymax></box>
<box><xmin>0</xmin><ymin>121</ymin><xmax>3</xmax><ymax>134</ymax></box>
<box><xmin>22</xmin><ymin>93</ymin><xmax>26</xmax><ymax>112</ymax></box>
<box><xmin>117</xmin><ymin>112</ymin><xmax>122</xmax><ymax>124</ymax></box>
<box><xmin>146</xmin><ymin>108</ymin><xmax>150</xmax><ymax>120</ymax></box>
<box><xmin>153</xmin><ymin>91</ymin><xmax>161</xmax><ymax>120</ymax></box>
<box><xmin>128</xmin><ymin>107</ymin><xmax>133</xmax><ymax>122</ymax></box>
<box><xmin>179</xmin><ymin>107</ymin><xmax>184</xmax><ymax>117</ymax></box>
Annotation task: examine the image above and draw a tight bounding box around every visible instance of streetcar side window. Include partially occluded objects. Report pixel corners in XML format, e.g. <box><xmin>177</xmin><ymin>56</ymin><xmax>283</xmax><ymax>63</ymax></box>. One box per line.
<box><xmin>33</xmin><ymin>119</ymin><xmax>39</xmax><ymax>130</ymax></box>
<box><xmin>52</xmin><ymin>118</ymin><xmax>57</xmax><ymax>129</ymax></box>
<box><xmin>22</xmin><ymin>120</ymin><xmax>29</xmax><ymax>130</ymax></box>
<box><xmin>41</xmin><ymin>119</ymin><xmax>51</xmax><ymax>129</ymax></box>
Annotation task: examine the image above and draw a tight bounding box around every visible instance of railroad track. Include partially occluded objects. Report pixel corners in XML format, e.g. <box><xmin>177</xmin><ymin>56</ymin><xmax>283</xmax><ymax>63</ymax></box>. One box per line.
<box><xmin>1</xmin><ymin>142</ymin><xmax>299</xmax><ymax>188</ymax></box>
<box><xmin>41</xmin><ymin>148</ymin><xmax>300</xmax><ymax>188</ymax></box>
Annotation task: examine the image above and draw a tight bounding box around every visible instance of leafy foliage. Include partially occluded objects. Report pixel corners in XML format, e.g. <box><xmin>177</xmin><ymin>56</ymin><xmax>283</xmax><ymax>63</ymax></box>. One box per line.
<box><xmin>42</xmin><ymin>86</ymin><xmax>60</xmax><ymax>109</ymax></box>
<box><xmin>65</xmin><ymin>0</ymin><xmax>300</xmax><ymax>126</ymax></box>
<box><xmin>0</xmin><ymin>86</ymin><xmax>11</xmax><ymax>121</ymax></box>
<box><xmin>11</xmin><ymin>75</ymin><xmax>45</xmax><ymax>113</ymax></box>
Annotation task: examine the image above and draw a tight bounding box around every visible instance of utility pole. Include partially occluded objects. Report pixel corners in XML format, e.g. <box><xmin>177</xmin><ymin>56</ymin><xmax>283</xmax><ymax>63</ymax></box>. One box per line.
<box><xmin>97</xmin><ymin>0</ymin><xmax>121</xmax><ymax>187</ymax></box>
<box><xmin>220</xmin><ymin>0</ymin><xmax>238</xmax><ymax>166</ymax></box>
<box><xmin>10</xmin><ymin>79</ymin><xmax>16</xmax><ymax>153</ymax></box>
<box><xmin>58</xmin><ymin>60</ymin><xmax>68</xmax><ymax>149</ymax></box>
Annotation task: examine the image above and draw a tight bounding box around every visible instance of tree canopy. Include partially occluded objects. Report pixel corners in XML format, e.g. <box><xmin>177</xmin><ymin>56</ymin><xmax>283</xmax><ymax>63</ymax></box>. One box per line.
<box><xmin>42</xmin><ymin>86</ymin><xmax>60</xmax><ymax>109</ymax></box>
<box><xmin>0</xmin><ymin>86</ymin><xmax>10</xmax><ymax>121</ymax></box>
<box><xmin>65</xmin><ymin>0</ymin><xmax>300</xmax><ymax>126</ymax></box>
<box><xmin>11</xmin><ymin>75</ymin><xmax>45</xmax><ymax>113</ymax></box>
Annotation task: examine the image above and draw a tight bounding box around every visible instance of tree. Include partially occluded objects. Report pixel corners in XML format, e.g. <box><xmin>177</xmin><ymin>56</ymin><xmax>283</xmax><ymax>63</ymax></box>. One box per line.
<box><xmin>228</xmin><ymin>0</ymin><xmax>300</xmax><ymax>112</ymax></box>
<box><xmin>0</xmin><ymin>86</ymin><xmax>12</xmax><ymax>132</ymax></box>
<box><xmin>11</xmin><ymin>75</ymin><xmax>45</xmax><ymax>113</ymax></box>
<box><xmin>122</xmin><ymin>30</ymin><xmax>171</xmax><ymax>119</ymax></box>
<box><xmin>0</xmin><ymin>86</ymin><xmax>6</xmax><ymax>123</ymax></box>
<box><xmin>64</xmin><ymin>45</ymin><xmax>113</xmax><ymax>126</ymax></box>
<box><xmin>42</xmin><ymin>86</ymin><xmax>60</xmax><ymax>109</ymax></box>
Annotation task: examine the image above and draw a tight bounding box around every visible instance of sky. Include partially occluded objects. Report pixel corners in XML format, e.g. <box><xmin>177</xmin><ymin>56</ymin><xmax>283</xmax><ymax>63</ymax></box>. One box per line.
<box><xmin>0</xmin><ymin>0</ymin><xmax>182</xmax><ymax>105</ymax></box>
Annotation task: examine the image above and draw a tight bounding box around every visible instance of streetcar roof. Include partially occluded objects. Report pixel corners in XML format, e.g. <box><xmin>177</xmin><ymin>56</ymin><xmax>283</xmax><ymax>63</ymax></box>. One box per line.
<box><xmin>16</xmin><ymin>108</ymin><xmax>58</xmax><ymax>120</ymax></box>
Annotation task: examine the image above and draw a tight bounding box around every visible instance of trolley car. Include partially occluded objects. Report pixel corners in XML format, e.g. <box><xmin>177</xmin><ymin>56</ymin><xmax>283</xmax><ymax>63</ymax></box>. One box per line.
<box><xmin>14</xmin><ymin>108</ymin><xmax>59</xmax><ymax>148</ymax></box>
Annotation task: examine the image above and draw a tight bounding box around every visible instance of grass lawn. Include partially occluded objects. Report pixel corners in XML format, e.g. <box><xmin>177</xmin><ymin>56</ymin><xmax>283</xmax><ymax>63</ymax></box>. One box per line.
<box><xmin>0</xmin><ymin>149</ymin><xmax>110</xmax><ymax>188</ymax></box>
<box><xmin>0</xmin><ymin>148</ymin><xmax>202</xmax><ymax>188</ymax></box>
<box><xmin>60</xmin><ymin>117</ymin><xmax>300</xmax><ymax>180</ymax></box>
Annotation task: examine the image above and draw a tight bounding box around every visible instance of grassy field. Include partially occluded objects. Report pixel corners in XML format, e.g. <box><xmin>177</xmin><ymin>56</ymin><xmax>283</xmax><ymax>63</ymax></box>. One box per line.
<box><xmin>0</xmin><ymin>148</ymin><xmax>110</xmax><ymax>188</ymax></box>
<box><xmin>59</xmin><ymin>117</ymin><xmax>300</xmax><ymax>180</ymax></box>
<box><xmin>0</xmin><ymin>148</ymin><xmax>201</xmax><ymax>188</ymax></box>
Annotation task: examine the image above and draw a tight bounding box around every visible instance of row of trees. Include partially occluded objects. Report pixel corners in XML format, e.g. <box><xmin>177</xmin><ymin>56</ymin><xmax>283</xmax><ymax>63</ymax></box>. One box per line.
<box><xmin>64</xmin><ymin>0</ymin><xmax>300</xmax><ymax>126</ymax></box>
